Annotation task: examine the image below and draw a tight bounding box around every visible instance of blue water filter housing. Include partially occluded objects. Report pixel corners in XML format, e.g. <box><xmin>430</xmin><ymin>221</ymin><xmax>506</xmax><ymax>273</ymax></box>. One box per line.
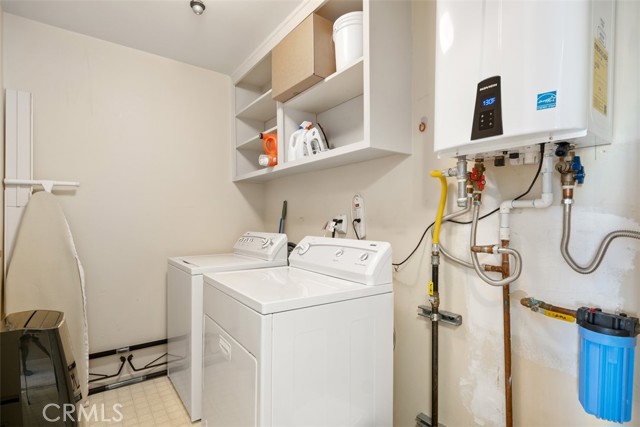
<box><xmin>577</xmin><ymin>307</ymin><xmax>639</xmax><ymax>423</ymax></box>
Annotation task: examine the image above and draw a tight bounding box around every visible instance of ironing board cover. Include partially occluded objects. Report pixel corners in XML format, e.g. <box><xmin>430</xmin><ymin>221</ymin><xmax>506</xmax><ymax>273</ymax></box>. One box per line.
<box><xmin>4</xmin><ymin>191</ymin><xmax>89</xmax><ymax>402</ymax></box>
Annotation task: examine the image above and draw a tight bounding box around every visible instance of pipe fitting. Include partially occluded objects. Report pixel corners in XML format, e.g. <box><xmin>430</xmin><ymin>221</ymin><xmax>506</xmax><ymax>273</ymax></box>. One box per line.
<box><xmin>456</xmin><ymin>156</ymin><xmax>468</xmax><ymax>207</ymax></box>
<box><xmin>469</xmin><ymin>160</ymin><xmax>486</xmax><ymax>192</ymax></box>
<box><xmin>562</xmin><ymin>185</ymin><xmax>574</xmax><ymax>202</ymax></box>
<box><xmin>471</xmin><ymin>245</ymin><xmax>498</xmax><ymax>254</ymax></box>
<box><xmin>555</xmin><ymin>148</ymin><xmax>585</xmax><ymax>188</ymax></box>
<box><xmin>429</xmin><ymin>294</ymin><xmax>440</xmax><ymax>308</ymax></box>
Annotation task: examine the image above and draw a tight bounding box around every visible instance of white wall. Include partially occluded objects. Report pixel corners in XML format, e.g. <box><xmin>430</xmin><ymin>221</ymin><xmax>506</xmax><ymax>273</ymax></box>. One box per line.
<box><xmin>264</xmin><ymin>1</ymin><xmax>639</xmax><ymax>426</ymax></box>
<box><xmin>2</xmin><ymin>13</ymin><xmax>265</xmax><ymax>360</ymax></box>
<box><xmin>2</xmin><ymin>2</ymin><xmax>637</xmax><ymax>424</ymax></box>
<box><xmin>0</xmin><ymin>7</ymin><xmax>4</xmax><ymax>319</ymax></box>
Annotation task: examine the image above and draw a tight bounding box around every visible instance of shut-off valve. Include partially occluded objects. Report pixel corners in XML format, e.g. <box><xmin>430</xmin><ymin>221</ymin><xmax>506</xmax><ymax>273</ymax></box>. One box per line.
<box><xmin>555</xmin><ymin>142</ymin><xmax>585</xmax><ymax>202</ymax></box>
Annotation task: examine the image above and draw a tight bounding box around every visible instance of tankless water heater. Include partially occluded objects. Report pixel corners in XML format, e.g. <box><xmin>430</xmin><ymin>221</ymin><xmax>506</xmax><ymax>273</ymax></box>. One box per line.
<box><xmin>434</xmin><ymin>0</ymin><xmax>615</xmax><ymax>158</ymax></box>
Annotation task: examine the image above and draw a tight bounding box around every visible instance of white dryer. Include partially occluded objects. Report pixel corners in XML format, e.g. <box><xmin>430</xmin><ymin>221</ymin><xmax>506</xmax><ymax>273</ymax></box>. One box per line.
<box><xmin>167</xmin><ymin>232</ymin><xmax>288</xmax><ymax>421</ymax></box>
<box><xmin>202</xmin><ymin>236</ymin><xmax>393</xmax><ymax>427</ymax></box>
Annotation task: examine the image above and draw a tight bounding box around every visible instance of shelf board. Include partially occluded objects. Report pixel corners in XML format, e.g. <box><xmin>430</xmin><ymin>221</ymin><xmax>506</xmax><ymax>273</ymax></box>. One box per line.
<box><xmin>236</xmin><ymin>52</ymin><xmax>272</xmax><ymax>89</ymax></box>
<box><xmin>236</xmin><ymin>89</ymin><xmax>276</xmax><ymax>122</ymax></box>
<box><xmin>237</xmin><ymin>126</ymin><xmax>277</xmax><ymax>150</ymax></box>
<box><xmin>233</xmin><ymin>141</ymin><xmax>407</xmax><ymax>183</ymax></box>
<box><xmin>286</xmin><ymin>58</ymin><xmax>364</xmax><ymax>114</ymax></box>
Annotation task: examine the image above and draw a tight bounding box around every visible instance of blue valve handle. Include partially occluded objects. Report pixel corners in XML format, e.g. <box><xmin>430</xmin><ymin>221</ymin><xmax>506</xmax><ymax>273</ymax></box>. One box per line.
<box><xmin>572</xmin><ymin>156</ymin><xmax>585</xmax><ymax>184</ymax></box>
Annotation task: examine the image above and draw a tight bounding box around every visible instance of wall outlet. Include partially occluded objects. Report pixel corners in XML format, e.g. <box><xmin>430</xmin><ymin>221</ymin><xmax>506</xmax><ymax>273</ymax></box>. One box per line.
<box><xmin>352</xmin><ymin>194</ymin><xmax>365</xmax><ymax>239</ymax></box>
<box><xmin>334</xmin><ymin>214</ymin><xmax>348</xmax><ymax>235</ymax></box>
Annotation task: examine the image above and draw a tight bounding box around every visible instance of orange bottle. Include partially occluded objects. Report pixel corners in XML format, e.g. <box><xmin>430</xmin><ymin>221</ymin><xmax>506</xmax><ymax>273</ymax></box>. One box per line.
<box><xmin>259</xmin><ymin>133</ymin><xmax>278</xmax><ymax>167</ymax></box>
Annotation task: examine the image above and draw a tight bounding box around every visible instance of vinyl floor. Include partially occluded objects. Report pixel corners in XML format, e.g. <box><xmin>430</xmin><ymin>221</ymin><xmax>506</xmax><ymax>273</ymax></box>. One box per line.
<box><xmin>80</xmin><ymin>376</ymin><xmax>199</xmax><ymax>427</ymax></box>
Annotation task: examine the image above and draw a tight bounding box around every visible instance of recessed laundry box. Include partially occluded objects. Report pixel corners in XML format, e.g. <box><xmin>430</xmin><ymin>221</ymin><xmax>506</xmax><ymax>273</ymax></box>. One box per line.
<box><xmin>272</xmin><ymin>13</ymin><xmax>336</xmax><ymax>102</ymax></box>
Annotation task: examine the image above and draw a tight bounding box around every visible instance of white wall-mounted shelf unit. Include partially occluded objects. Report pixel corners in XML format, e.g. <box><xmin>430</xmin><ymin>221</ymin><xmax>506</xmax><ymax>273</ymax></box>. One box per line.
<box><xmin>231</xmin><ymin>0</ymin><xmax>411</xmax><ymax>182</ymax></box>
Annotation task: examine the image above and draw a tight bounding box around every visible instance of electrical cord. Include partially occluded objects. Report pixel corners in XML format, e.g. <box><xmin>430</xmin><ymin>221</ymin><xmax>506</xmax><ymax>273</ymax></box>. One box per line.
<box><xmin>393</xmin><ymin>222</ymin><xmax>435</xmax><ymax>270</ymax></box>
<box><xmin>392</xmin><ymin>143</ymin><xmax>545</xmax><ymax>270</ymax></box>
<box><xmin>353</xmin><ymin>218</ymin><xmax>361</xmax><ymax>240</ymax></box>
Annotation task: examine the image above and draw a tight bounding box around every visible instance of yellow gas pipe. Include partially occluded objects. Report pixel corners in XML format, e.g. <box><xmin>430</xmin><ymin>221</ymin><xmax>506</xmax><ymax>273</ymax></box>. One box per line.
<box><xmin>430</xmin><ymin>170</ymin><xmax>448</xmax><ymax>244</ymax></box>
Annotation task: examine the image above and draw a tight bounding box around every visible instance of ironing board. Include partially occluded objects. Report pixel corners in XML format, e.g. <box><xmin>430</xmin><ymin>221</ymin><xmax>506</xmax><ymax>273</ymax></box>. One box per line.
<box><xmin>4</xmin><ymin>191</ymin><xmax>89</xmax><ymax>402</ymax></box>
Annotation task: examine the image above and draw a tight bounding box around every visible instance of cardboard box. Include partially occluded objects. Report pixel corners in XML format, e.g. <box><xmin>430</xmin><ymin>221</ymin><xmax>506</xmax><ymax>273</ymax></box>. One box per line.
<box><xmin>272</xmin><ymin>14</ymin><xmax>336</xmax><ymax>103</ymax></box>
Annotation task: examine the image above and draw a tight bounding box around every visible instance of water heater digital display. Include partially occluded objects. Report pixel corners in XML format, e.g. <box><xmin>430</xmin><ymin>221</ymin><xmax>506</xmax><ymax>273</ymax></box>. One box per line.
<box><xmin>482</xmin><ymin>96</ymin><xmax>496</xmax><ymax>107</ymax></box>
<box><xmin>471</xmin><ymin>76</ymin><xmax>503</xmax><ymax>140</ymax></box>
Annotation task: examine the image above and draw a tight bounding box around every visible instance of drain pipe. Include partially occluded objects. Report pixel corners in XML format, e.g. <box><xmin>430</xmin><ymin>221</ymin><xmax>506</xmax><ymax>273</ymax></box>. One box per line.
<box><xmin>499</xmin><ymin>151</ymin><xmax>555</xmax><ymax>241</ymax></box>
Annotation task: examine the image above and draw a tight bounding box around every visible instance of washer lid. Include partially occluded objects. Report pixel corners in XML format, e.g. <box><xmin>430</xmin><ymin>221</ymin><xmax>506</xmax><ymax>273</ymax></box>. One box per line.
<box><xmin>204</xmin><ymin>267</ymin><xmax>393</xmax><ymax>315</ymax></box>
<box><xmin>168</xmin><ymin>253</ymin><xmax>286</xmax><ymax>275</ymax></box>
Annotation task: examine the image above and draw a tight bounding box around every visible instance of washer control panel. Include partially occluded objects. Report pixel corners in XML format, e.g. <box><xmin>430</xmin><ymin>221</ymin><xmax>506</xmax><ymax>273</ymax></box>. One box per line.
<box><xmin>290</xmin><ymin>236</ymin><xmax>392</xmax><ymax>286</ymax></box>
<box><xmin>233</xmin><ymin>232</ymin><xmax>288</xmax><ymax>261</ymax></box>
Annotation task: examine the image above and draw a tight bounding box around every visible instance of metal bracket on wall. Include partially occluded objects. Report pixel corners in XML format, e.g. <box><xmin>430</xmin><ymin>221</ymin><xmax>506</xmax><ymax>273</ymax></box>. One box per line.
<box><xmin>416</xmin><ymin>412</ymin><xmax>446</xmax><ymax>427</ymax></box>
<box><xmin>418</xmin><ymin>305</ymin><xmax>463</xmax><ymax>327</ymax></box>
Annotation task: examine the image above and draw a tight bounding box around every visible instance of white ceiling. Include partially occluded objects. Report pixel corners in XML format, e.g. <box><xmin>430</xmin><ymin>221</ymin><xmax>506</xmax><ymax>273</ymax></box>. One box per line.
<box><xmin>1</xmin><ymin>0</ymin><xmax>305</xmax><ymax>76</ymax></box>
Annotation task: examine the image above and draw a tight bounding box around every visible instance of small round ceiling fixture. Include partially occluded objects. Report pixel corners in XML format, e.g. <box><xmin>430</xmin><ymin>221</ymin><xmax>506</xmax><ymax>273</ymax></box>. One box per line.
<box><xmin>190</xmin><ymin>0</ymin><xmax>205</xmax><ymax>15</ymax></box>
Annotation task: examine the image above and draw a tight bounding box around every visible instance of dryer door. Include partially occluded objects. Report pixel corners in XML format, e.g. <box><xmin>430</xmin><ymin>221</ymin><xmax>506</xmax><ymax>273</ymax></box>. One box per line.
<box><xmin>203</xmin><ymin>315</ymin><xmax>257</xmax><ymax>427</ymax></box>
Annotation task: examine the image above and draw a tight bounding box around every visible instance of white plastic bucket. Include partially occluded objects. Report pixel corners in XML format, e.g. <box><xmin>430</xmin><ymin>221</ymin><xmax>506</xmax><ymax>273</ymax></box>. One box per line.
<box><xmin>333</xmin><ymin>11</ymin><xmax>363</xmax><ymax>71</ymax></box>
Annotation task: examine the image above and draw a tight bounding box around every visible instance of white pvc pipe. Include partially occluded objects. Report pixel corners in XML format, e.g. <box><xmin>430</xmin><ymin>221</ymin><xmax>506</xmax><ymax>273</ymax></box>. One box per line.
<box><xmin>499</xmin><ymin>153</ymin><xmax>554</xmax><ymax>241</ymax></box>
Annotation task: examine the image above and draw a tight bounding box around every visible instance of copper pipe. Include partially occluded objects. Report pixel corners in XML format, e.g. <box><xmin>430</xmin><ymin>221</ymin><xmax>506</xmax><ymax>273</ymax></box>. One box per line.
<box><xmin>562</xmin><ymin>187</ymin><xmax>574</xmax><ymax>200</ymax></box>
<box><xmin>471</xmin><ymin>245</ymin><xmax>496</xmax><ymax>254</ymax></box>
<box><xmin>484</xmin><ymin>265</ymin><xmax>504</xmax><ymax>273</ymax></box>
<box><xmin>501</xmin><ymin>239</ymin><xmax>513</xmax><ymax>427</ymax></box>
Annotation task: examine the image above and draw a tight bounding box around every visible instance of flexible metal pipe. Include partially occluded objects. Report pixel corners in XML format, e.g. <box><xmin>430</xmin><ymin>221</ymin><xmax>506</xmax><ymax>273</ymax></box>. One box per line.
<box><xmin>561</xmin><ymin>203</ymin><xmax>640</xmax><ymax>274</ymax></box>
<box><xmin>433</xmin><ymin>199</ymin><xmax>475</xmax><ymax>268</ymax></box>
<box><xmin>440</xmin><ymin>244</ymin><xmax>474</xmax><ymax>269</ymax></box>
<box><xmin>470</xmin><ymin>204</ymin><xmax>523</xmax><ymax>286</ymax></box>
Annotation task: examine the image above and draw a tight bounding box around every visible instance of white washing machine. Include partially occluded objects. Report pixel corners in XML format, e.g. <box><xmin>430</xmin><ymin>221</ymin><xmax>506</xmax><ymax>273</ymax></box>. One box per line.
<box><xmin>202</xmin><ymin>236</ymin><xmax>394</xmax><ymax>427</ymax></box>
<box><xmin>167</xmin><ymin>231</ymin><xmax>288</xmax><ymax>421</ymax></box>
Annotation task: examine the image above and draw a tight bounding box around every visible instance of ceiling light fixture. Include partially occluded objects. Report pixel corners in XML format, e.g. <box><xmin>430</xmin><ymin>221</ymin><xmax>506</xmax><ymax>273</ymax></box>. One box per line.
<box><xmin>190</xmin><ymin>0</ymin><xmax>205</xmax><ymax>15</ymax></box>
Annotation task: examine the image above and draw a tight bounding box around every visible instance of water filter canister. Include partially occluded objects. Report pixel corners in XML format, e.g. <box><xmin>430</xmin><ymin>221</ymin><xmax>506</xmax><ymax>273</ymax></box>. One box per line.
<box><xmin>576</xmin><ymin>307</ymin><xmax>639</xmax><ymax>423</ymax></box>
